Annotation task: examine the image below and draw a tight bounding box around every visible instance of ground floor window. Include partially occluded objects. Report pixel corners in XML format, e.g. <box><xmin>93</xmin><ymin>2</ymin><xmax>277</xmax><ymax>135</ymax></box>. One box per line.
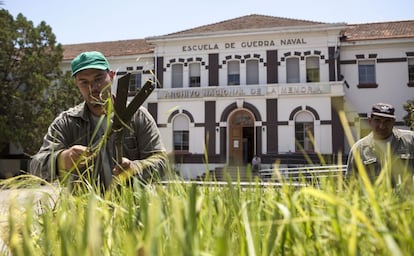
<box><xmin>294</xmin><ymin>111</ymin><xmax>314</xmax><ymax>152</ymax></box>
<box><xmin>173</xmin><ymin>114</ymin><xmax>189</xmax><ymax>151</ymax></box>
<box><xmin>173</xmin><ymin>131</ymin><xmax>189</xmax><ymax>151</ymax></box>
<box><xmin>295</xmin><ymin>122</ymin><xmax>314</xmax><ymax>152</ymax></box>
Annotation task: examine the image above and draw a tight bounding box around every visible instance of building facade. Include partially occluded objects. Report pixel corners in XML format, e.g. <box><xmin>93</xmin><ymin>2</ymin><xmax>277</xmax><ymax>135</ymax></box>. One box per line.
<box><xmin>60</xmin><ymin>15</ymin><xmax>414</xmax><ymax>179</ymax></box>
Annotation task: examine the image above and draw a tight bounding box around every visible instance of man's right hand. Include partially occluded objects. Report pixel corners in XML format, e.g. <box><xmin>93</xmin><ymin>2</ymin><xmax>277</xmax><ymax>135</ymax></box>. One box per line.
<box><xmin>58</xmin><ymin>145</ymin><xmax>94</xmax><ymax>171</ymax></box>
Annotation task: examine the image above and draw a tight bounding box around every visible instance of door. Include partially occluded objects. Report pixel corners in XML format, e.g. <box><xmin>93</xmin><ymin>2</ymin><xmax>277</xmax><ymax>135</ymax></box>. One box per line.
<box><xmin>229</xmin><ymin>110</ymin><xmax>254</xmax><ymax>165</ymax></box>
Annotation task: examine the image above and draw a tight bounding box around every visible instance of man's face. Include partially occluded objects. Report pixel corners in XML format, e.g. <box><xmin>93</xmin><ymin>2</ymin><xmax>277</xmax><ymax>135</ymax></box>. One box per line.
<box><xmin>369</xmin><ymin>115</ymin><xmax>395</xmax><ymax>140</ymax></box>
<box><xmin>75</xmin><ymin>69</ymin><xmax>113</xmax><ymax>114</ymax></box>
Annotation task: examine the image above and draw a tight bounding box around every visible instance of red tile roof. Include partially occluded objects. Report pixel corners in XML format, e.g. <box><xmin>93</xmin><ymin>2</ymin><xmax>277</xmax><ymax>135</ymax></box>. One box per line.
<box><xmin>63</xmin><ymin>39</ymin><xmax>153</xmax><ymax>60</ymax></box>
<box><xmin>62</xmin><ymin>15</ymin><xmax>414</xmax><ymax>60</ymax></box>
<box><xmin>164</xmin><ymin>14</ymin><xmax>324</xmax><ymax>36</ymax></box>
<box><xmin>343</xmin><ymin>20</ymin><xmax>414</xmax><ymax>41</ymax></box>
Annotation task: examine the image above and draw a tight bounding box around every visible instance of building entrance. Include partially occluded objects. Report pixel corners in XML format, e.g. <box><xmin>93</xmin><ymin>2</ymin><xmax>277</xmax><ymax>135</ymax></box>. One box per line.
<box><xmin>229</xmin><ymin>110</ymin><xmax>254</xmax><ymax>165</ymax></box>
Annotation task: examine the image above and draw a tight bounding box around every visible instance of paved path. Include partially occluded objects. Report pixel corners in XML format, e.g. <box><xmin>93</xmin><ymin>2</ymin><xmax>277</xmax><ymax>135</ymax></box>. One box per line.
<box><xmin>0</xmin><ymin>185</ymin><xmax>60</xmax><ymax>226</ymax></box>
<box><xmin>0</xmin><ymin>186</ymin><xmax>59</xmax><ymax>211</ymax></box>
<box><xmin>0</xmin><ymin>185</ymin><xmax>60</xmax><ymax>255</ymax></box>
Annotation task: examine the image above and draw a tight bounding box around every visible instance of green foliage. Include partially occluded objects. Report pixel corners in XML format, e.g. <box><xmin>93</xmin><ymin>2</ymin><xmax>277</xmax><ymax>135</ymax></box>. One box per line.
<box><xmin>1</xmin><ymin>173</ymin><xmax>413</xmax><ymax>255</ymax></box>
<box><xmin>403</xmin><ymin>99</ymin><xmax>414</xmax><ymax>131</ymax></box>
<box><xmin>0</xmin><ymin>9</ymin><xmax>81</xmax><ymax>154</ymax></box>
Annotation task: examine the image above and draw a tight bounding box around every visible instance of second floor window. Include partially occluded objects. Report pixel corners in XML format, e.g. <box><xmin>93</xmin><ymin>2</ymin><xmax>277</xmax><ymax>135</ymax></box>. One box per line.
<box><xmin>306</xmin><ymin>56</ymin><xmax>320</xmax><ymax>82</ymax></box>
<box><xmin>286</xmin><ymin>57</ymin><xmax>300</xmax><ymax>83</ymax></box>
<box><xmin>189</xmin><ymin>62</ymin><xmax>201</xmax><ymax>87</ymax></box>
<box><xmin>246</xmin><ymin>59</ymin><xmax>259</xmax><ymax>85</ymax></box>
<box><xmin>408</xmin><ymin>58</ymin><xmax>414</xmax><ymax>84</ymax></box>
<box><xmin>358</xmin><ymin>60</ymin><xmax>376</xmax><ymax>84</ymax></box>
<box><xmin>227</xmin><ymin>60</ymin><xmax>240</xmax><ymax>85</ymax></box>
<box><xmin>172</xmin><ymin>63</ymin><xmax>183</xmax><ymax>88</ymax></box>
<box><xmin>129</xmin><ymin>72</ymin><xmax>142</xmax><ymax>93</ymax></box>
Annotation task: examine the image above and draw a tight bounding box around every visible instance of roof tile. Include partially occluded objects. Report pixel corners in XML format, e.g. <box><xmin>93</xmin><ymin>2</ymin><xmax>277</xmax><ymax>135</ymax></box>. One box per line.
<box><xmin>343</xmin><ymin>20</ymin><xmax>414</xmax><ymax>41</ymax></box>
<box><xmin>63</xmin><ymin>39</ymin><xmax>152</xmax><ymax>60</ymax></box>
<box><xmin>63</xmin><ymin>15</ymin><xmax>414</xmax><ymax>60</ymax></box>
<box><xmin>165</xmin><ymin>14</ymin><xmax>323</xmax><ymax>35</ymax></box>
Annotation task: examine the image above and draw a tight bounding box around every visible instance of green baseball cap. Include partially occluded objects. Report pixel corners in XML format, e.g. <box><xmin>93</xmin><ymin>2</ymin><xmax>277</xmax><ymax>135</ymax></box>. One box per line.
<box><xmin>71</xmin><ymin>51</ymin><xmax>110</xmax><ymax>76</ymax></box>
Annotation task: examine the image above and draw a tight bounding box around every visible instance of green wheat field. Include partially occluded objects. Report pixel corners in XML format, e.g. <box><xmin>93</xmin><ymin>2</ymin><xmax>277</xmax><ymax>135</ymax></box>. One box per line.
<box><xmin>0</xmin><ymin>165</ymin><xmax>413</xmax><ymax>256</ymax></box>
<box><xmin>1</xmin><ymin>102</ymin><xmax>412</xmax><ymax>255</ymax></box>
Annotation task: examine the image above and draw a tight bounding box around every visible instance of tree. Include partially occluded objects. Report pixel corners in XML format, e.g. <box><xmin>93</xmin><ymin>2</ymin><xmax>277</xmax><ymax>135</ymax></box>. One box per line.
<box><xmin>403</xmin><ymin>99</ymin><xmax>414</xmax><ymax>131</ymax></box>
<box><xmin>0</xmin><ymin>9</ymin><xmax>81</xmax><ymax>155</ymax></box>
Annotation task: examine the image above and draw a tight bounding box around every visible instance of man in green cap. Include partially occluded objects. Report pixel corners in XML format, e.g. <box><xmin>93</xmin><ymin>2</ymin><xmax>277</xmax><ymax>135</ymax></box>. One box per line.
<box><xmin>29</xmin><ymin>51</ymin><xmax>168</xmax><ymax>191</ymax></box>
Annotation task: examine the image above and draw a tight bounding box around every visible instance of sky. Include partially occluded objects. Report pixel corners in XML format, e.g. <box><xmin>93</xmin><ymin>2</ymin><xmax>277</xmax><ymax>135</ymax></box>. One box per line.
<box><xmin>3</xmin><ymin>0</ymin><xmax>414</xmax><ymax>45</ymax></box>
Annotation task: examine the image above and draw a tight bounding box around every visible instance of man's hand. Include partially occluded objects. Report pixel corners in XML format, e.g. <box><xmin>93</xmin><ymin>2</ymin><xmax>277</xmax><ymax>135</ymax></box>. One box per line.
<box><xmin>112</xmin><ymin>157</ymin><xmax>132</xmax><ymax>176</ymax></box>
<box><xmin>58</xmin><ymin>145</ymin><xmax>94</xmax><ymax>171</ymax></box>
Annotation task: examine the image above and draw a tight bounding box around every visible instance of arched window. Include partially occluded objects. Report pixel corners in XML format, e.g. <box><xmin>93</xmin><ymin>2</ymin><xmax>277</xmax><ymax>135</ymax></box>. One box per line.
<box><xmin>294</xmin><ymin>111</ymin><xmax>314</xmax><ymax>152</ymax></box>
<box><xmin>173</xmin><ymin>115</ymin><xmax>189</xmax><ymax>151</ymax></box>
<box><xmin>286</xmin><ymin>57</ymin><xmax>300</xmax><ymax>83</ymax></box>
<box><xmin>172</xmin><ymin>63</ymin><xmax>183</xmax><ymax>88</ymax></box>
<box><xmin>228</xmin><ymin>60</ymin><xmax>240</xmax><ymax>85</ymax></box>
<box><xmin>306</xmin><ymin>56</ymin><xmax>320</xmax><ymax>82</ymax></box>
<box><xmin>246</xmin><ymin>59</ymin><xmax>259</xmax><ymax>85</ymax></box>
<box><xmin>189</xmin><ymin>62</ymin><xmax>201</xmax><ymax>87</ymax></box>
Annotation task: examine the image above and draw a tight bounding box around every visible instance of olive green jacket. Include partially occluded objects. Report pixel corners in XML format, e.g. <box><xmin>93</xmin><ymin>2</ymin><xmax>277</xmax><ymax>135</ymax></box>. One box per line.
<box><xmin>29</xmin><ymin>102</ymin><xmax>168</xmax><ymax>188</ymax></box>
<box><xmin>346</xmin><ymin>128</ymin><xmax>414</xmax><ymax>187</ymax></box>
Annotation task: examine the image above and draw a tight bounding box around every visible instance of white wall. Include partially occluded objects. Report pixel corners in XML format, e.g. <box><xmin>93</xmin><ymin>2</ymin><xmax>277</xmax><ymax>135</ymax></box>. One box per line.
<box><xmin>341</xmin><ymin>41</ymin><xmax>414</xmax><ymax>123</ymax></box>
<box><xmin>278</xmin><ymin>96</ymin><xmax>333</xmax><ymax>153</ymax></box>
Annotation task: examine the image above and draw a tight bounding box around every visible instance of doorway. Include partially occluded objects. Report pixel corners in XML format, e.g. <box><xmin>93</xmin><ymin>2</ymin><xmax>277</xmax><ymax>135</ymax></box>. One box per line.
<box><xmin>229</xmin><ymin>110</ymin><xmax>255</xmax><ymax>165</ymax></box>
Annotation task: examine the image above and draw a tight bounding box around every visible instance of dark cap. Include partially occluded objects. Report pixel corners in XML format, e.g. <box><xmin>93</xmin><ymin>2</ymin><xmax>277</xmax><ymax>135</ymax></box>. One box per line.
<box><xmin>371</xmin><ymin>103</ymin><xmax>395</xmax><ymax>119</ymax></box>
<box><xmin>71</xmin><ymin>51</ymin><xmax>110</xmax><ymax>77</ymax></box>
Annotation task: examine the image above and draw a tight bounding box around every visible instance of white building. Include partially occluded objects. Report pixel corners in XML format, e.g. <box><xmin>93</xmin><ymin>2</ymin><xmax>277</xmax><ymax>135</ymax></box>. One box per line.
<box><xmin>60</xmin><ymin>15</ymin><xmax>414</xmax><ymax>179</ymax></box>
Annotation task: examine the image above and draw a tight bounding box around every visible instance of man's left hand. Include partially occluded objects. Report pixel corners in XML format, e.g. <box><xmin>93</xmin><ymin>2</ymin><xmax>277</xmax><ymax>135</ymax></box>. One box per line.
<box><xmin>112</xmin><ymin>157</ymin><xmax>132</xmax><ymax>177</ymax></box>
